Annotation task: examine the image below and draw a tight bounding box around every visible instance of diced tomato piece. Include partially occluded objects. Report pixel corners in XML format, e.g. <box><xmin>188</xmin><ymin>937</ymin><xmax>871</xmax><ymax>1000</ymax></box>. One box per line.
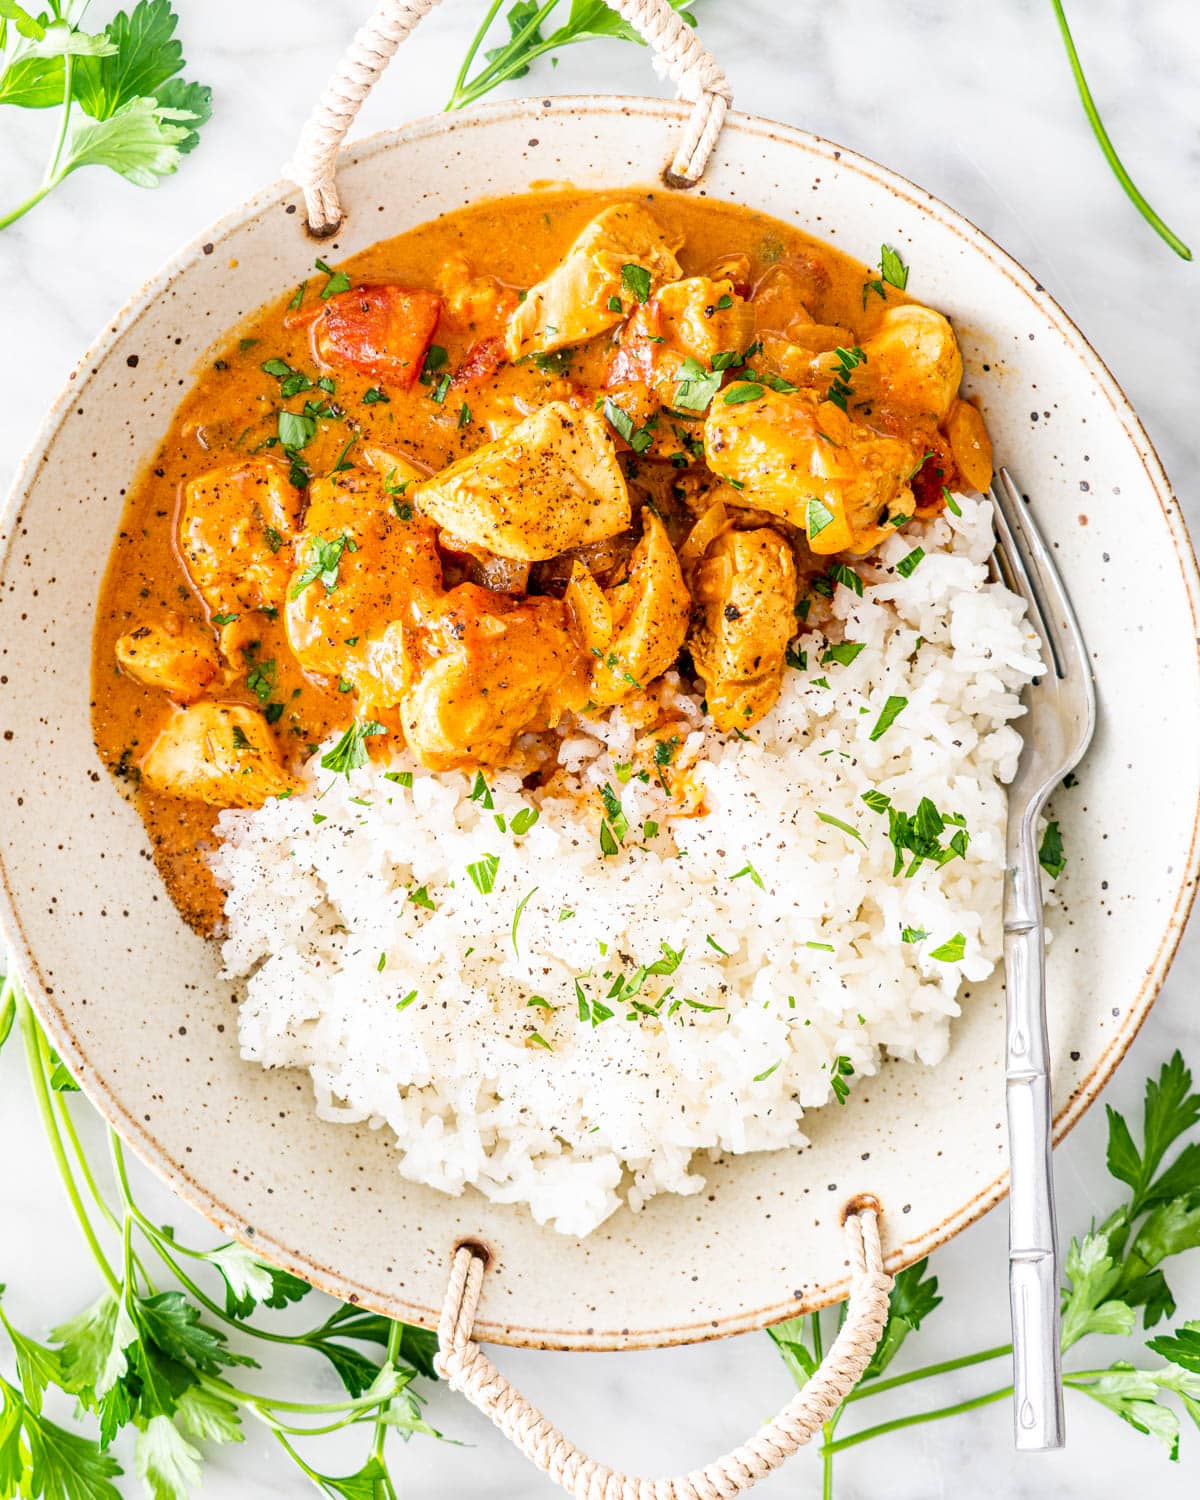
<box><xmin>313</xmin><ymin>286</ymin><xmax>442</xmax><ymax>388</ymax></box>
<box><xmin>454</xmin><ymin>336</ymin><xmax>506</xmax><ymax>387</ymax></box>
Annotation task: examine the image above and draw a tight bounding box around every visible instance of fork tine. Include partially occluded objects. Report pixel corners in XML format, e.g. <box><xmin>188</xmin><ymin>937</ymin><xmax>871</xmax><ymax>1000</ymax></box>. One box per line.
<box><xmin>989</xmin><ymin>473</ymin><xmax>1065</xmax><ymax>679</ymax></box>
<box><xmin>992</xmin><ymin>469</ymin><xmax>1093</xmax><ymax>708</ymax></box>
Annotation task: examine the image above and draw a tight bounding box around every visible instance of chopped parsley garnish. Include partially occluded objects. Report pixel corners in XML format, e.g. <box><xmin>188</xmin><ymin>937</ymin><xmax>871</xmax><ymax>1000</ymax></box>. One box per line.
<box><xmin>753</xmin><ymin>1060</ymin><xmax>782</xmax><ymax>1082</ymax></box>
<box><xmin>419</xmin><ymin>344</ymin><xmax>449</xmax><ymax>385</ymax></box>
<box><xmin>376</xmin><ymin>951</ymin><xmax>387</xmax><ymax>972</ymax></box>
<box><xmin>1039</xmin><ymin>819</ymin><xmax>1067</xmax><ymax>878</ymax></box>
<box><xmin>510</xmin><ymin>807</ymin><xmax>539</xmax><ymax>836</ymax></box>
<box><xmin>826</xmin><ymin>345</ymin><xmax>867</xmax><ymax>411</ymax></box>
<box><xmin>598</xmin><ymin>783</ymin><xmax>628</xmax><ymax>854</ymax></box>
<box><xmin>879</xmin><ymin>243</ymin><xmax>909</xmax><ymax>290</ymax></box>
<box><xmin>606</xmin><ymin>293</ymin><xmax>622</xmax><ymax>313</ymax></box>
<box><xmin>211</xmin><ymin>610</ymin><xmax>238</xmax><ymax>626</ymax></box>
<box><xmin>315</xmin><ymin>256</ymin><xmax>351</xmax><ymax>299</ymax></box>
<box><xmin>527</xmin><ymin>995</ymin><xmax>555</xmax><ymax>1010</ymax></box>
<box><xmin>900</xmin><ymin>925</ymin><xmax>929</xmax><ymax>943</ymax></box>
<box><xmin>363</xmin><ymin>386</ymin><xmax>390</xmax><ymax>404</ymax></box>
<box><xmin>230</xmin><ymin>725</ymin><xmax>251</xmax><ymax>751</ymax></box>
<box><xmin>830</xmin><ymin>1054</ymin><xmax>854</xmax><ymax>1103</ymax></box>
<box><xmin>620</xmin><ymin>262</ymin><xmax>652</xmax><ymax>303</ymax></box>
<box><xmin>457</xmin><ymin>402</ymin><xmax>471</xmax><ymax>428</ymax></box>
<box><xmin>806</xmin><ymin>497</ymin><xmax>835</xmax><ymax>539</ymax></box>
<box><xmin>822</xmin><ymin>641</ymin><xmax>865</xmax><ymax>667</ymax></box>
<box><xmin>897</xmin><ymin>547</ymin><xmax>925</xmax><ymax>578</ymax></box>
<box><xmin>868</xmin><ymin>695</ymin><xmax>908</xmax><ymax>742</ymax></box>
<box><xmin>729</xmin><ymin>861</ymin><xmax>765</xmax><ymax>890</ymax></box>
<box><xmin>864</xmin><ymin>793</ymin><xmax>970</xmax><ymax>877</ymax></box>
<box><xmin>930</xmin><ymin>932</ymin><xmax>966</xmax><ymax>963</ymax></box>
<box><xmin>245</xmin><ymin>658</ymin><xmax>276</xmax><ymax>704</ymax></box>
<box><xmin>642</xmin><ymin>819</ymin><xmax>659</xmax><ymax>839</ymax></box>
<box><xmin>320</xmin><ymin>719</ymin><xmax>384</xmax><ymax>775</ymax></box>
<box><xmin>816</xmin><ymin>811</ymin><xmax>866</xmax><ymax>847</ymax></box>
<box><xmin>706</xmin><ymin>935</ymin><xmax>730</xmax><ymax>956</ymax></box>
<box><xmin>511</xmin><ymin>886</ymin><xmax>538</xmax><ymax>955</ymax></box>
<box><xmin>602</xmin><ymin>396</ymin><xmax>654</xmax><ymax>454</ymax></box>
<box><xmin>672</xmin><ymin>356</ymin><xmax>723</xmax><ymax>413</ymax></box>
<box><xmin>806</xmin><ymin>941</ymin><xmax>835</xmax><ymax>952</ymax></box>
<box><xmin>261</xmin><ymin>357</ymin><xmax>315</xmax><ymax>399</ymax></box>
<box><xmin>942</xmin><ymin>485</ymin><xmax>963</xmax><ymax>517</ymax></box>
<box><xmin>526</xmin><ymin>1031</ymin><xmax>553</xmax><ymax>1051</ymax></box>
<box><xmin>786</xmin><ymin>644</ymin><xmax>808</xmax><ymax>671</ymax></box>
<box><xmin>408</xmin><ymin>885</ymin><xmax>436</xmax><ymax>910</ymax></box>
<box><xmin>288</xmin><ymin>279</ymin><xmax>308</xmax><ymax>311</ymax></box>
<box><xmin>468</xmin><ymin>770</ymin><xmax>494</xmax><ymax>808</ymax></box>
<box><xmin>290</xmin><ymin>532</ymin><xmax>357</xmax><ymax>598</ymax></box>
<box><xmin>330</xmin><ymin>435</ymin><xmax>357</xmax><ymax>473</ymax></box>
<box><xmin>722</xmin><ymin>381</ymin><xmax>765</xmax><ymax>405</ymax></box>
<box><xmin>430</xmin><ymin>373</ymin><xmax>451</xmax><ymax>403</ymax></box>
<box><xmin>466</xmin><ymin>852</ymin><xmax>500</xmax><ymax>895</ymax></box>
<box><xmin>384</xmin><ymin>770</ymin><xmax>414</xmax><ymax>787</ymax></box>
<box><xmin>396</xmin><ymin>989</ymin><xmax>418</xmax><ymax>1013</ymax></box>
<box><xmin>715</xmin><ymin>292</ymin><xmax>734</xmax><ymax>310</ymax></box>
<box><xmin>829</xmin><ymin>563</ymin><xmax>863</xmax><ymax>597</ymax></box>
<box><xmin>263</xmin><ymin>525</ymin><xmax>284</xmax><ymax>553</ymax></box>
<box><xmin>277</xmin><ymin>408</ymin><xmax>317</xmax><ymax>450</ymax></box>
<box><xmin>653</xmin><ymin>734</ymin><xmax>679</xmax><ymax>793</ymax></box>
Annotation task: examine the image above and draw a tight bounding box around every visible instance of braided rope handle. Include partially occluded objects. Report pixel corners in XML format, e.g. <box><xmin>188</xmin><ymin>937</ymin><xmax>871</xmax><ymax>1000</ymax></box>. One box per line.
<box><xmin>286</xmin><ymin>0</ymin><xmax>733</xmax><ymax>236</ymax></box>
<box><xmin>435</xmin><ymin>1207</ymin><xmax>893</xmax><ymax>1500</ymax></box>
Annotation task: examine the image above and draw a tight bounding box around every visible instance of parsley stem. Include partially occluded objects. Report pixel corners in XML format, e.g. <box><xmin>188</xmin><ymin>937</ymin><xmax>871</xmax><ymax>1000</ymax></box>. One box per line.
<box><xmin>821</xmin><ymin>1385</ymin><xmax>1012</xmax><ymax>1454</ymax></box>
<box><xmin>844</xmin><ymin>1343</ymin><xmax>1012</xmax><ymax>1402</ymax></box>
<box><xmin>0</xmin><ymin>974</ymin><xmax>14</xmax><ymax>1051</ymax></box>
<box><xmin>1049</xmin><ymin>0</ymin><xmax>1191</xmax><ymax>260</ymax></box>
<box><xmin>18</xmin><ymin>995</ymin><xmax>120</xmax><ymax>1293</ymax></box>
<box><xmin>0</xmin><ymin>181</ymin><xmax>56</xmax><ymax>233</ymax></box>
<box><xmin>448</xmin><ymin>0</ymin><xmax>563</xmax><ymax>110</ymax></box>
<box><xmin>446</xmin><ymin>0</ymin><xmax>506</xmax><ymax>109</ymax></box>
<box><xmin>372</xmin><ymin>1318</ymin><xmax>404</xmax><ymax>1469</ymax></box>
<box><xmin>44</xmin><ymin>51</ymin><xmax>74</xmax><ymax>185</ymax></box>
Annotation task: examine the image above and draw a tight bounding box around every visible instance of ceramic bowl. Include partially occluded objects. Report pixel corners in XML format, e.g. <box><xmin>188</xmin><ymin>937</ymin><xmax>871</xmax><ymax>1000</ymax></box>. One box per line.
<box><xmin>1</xmin><ymin>97</ymin><xmax>1197</xmax><ymax>1351</ymax></box>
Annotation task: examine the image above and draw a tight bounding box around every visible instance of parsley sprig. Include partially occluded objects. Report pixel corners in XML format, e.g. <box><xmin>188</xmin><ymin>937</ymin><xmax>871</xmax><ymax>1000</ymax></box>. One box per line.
<box><xmin>0</xmin><ymin>984</ymin><xmax>443</xmax><ymax>1500</ymax></box>
<box><xmin>770</xmin><ymin>1050</ymin><xmax>1200</xmax><ymax>1489</ymax></box>
<box><xmin>0</xmin><ymin>1</ymin><xmax>211</xmax><ymax>232</ymax></box>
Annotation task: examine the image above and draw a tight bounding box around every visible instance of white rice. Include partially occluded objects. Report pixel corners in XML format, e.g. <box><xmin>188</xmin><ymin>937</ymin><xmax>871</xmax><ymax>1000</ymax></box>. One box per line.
<box><xmin>213</xmin><ymin>493</ymin><xmax>1043</xmax><ymax>1237</ymax></box>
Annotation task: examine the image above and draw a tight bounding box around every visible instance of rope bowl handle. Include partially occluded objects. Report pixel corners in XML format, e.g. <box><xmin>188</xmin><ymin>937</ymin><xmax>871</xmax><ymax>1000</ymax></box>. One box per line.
<box><xmin>286</xmin><ymin>0</ymin><xmax>733</xmax><ymax>236</ymax></box>
<box><xmin>435</xmin><ymin>1206</ymin><xmax>893</xmax><ymax>1500</ymax></box>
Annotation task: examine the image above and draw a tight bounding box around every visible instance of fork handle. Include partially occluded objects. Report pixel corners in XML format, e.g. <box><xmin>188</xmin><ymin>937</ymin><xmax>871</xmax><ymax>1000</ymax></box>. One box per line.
<box><xmin>1005</xmin><ymin>826</ymin><xmax>1065</xmax><ymax>1450</ymax></box>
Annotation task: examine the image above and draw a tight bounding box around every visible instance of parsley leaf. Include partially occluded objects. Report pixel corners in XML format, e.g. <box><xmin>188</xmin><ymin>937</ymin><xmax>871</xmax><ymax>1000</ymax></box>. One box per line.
<box><xmin>879</xmin><ymin>243</ymin><xmax>910</xmax><ymax>290</ymax></box>
<box><xmin>869</xmin><ymin>695</ymin><xmax>908</xmax><ymax>742</ymax></box>
<box><xmin>1039</xmin><ymin>819</ymin><xmax>1067</xmax><ymax>878</ymax></box>
<box><xmin>620</xmin><ymin>262</ymin><xmax>651</xmax><ymax>303</ymax></box>
<box><xmin>320</xmin><ymin>720</ymin><xmax>383</xmax><ymax>776</ymax></box>
<box><xmin>290</xmin><ymin>533</ymin><xmax>356</xmax><ymax>598</ymax></box>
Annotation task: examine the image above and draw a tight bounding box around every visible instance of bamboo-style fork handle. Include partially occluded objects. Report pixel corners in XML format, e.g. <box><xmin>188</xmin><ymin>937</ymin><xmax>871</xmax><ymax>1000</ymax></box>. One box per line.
<box><xmin>991</xmin><ymin>467</ymin><xmax>1096</xmax><ymax>1452</ymax></box>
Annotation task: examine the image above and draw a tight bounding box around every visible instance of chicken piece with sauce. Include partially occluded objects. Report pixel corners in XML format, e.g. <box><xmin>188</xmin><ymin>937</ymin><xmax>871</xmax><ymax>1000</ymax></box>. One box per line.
<box><xmin>399</xmin><ymin>586</ymin><xmax>585</xmax><ymax>770</ymax></box>
<box><xmin>141</xmin><ymin>703</ymin><xmax>296</xmax><ymax>808</ymax></box>
<box><xmin>178</xmin><ymin>458</ymin><xmax>302</xmax><ymax>654</ymax></box>
<box><xmin>506</xmin><ymin>203</ymin><xmax>682</xmax><ymax>360</ymax></box>
<box><xmin>412</xmin><ymin>403</ymin><xmax>630</xmax><ymax>561</ymax></box>
<box><xmin>284</xmin><ymin>462</ymin><xmax>443</xmax><ymax>711</ymax></box>
<box><xmin>704</xmin><ymin>386</ymin><xmax>917</xmax><ymax>555</ymax></box>
<box><xmin>690</xmin><ymin>526</ymin><xmax>798</xmax><ymax>731</ymax></box>
<box><xmin>566</xmin><ymin>508</ymin><xmax>690</xmax><ymax>707</ymax></box>
<box><xmin>115</xmin><ymin>614</ymin><xmax>222</xmax><ymax>704</ymax></box>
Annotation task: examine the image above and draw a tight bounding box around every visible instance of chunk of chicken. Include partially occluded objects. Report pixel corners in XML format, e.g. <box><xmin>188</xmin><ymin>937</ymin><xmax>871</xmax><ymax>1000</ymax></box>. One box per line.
<box><xmin>704</xmin><ymin>387</ymin><xmax>916</xmax><ymax>555</ymax></box>
<box><xmin>506</xmin><ymin>203</ymin><xmax>682</xmax><ymax>360</ymax></box>
<box><xmin>607</xmin><ymin>277</ymin><xmax>756</xmax><ymax>395</ymax></box>
<box><xmin>179</xmin><ymin>459</ymin><xmax>301</xmax><ymax>652</ymax></box>
<box><xmin>690</xmin><ymin>529</ymin><xmax>797</xmax><ymax>731</ymax></box>
<box><xmin>399</xmin><ymin>586</ymin><xmax>585</xmax><ymax>770</ymax></box>
<box><xmin>842</xmin><ymin>305</ymin><xmax>964</xmax><ymax>422</ymax></box>
<box><xmin>412</xmin><ymin>403</ymin><xmax>630</xmax><ymax>561</ymax></box>
<box><xmin>284</xmin><ymin>465</ymin><xmax>442</xmax><ymax>701</ymax></box>
<box><xmin>942</xmin><ymin>397</ymin><xmax>993</xmax><ymax>493</ymax></box>
<box><xmin>750</xmin><ymin>257</ymin><xmax>833</xmax><ymax>339</ymax></box>
<box><xmin>435</xmin><ymin>254</ymin><xmax>518</xmax><ymax>336</ymax></box>
<box><xmin>312</xmin><ymin>285</ymin><xmax>442</xmax><ymax>388</ymax></box>
<box><xmin>566</xmin><ymin>508</ymin><xmax>690</xmax><ymax>706</ymax></box>
<box><xmin>141</xmin><ymin>704</ymin><xmax>295</xmax><ymax>807</ymax></box>
<box><xmin>115</xmin><ymin>614</ymin><xmax>221</xmax><ymax>703</ymax></box>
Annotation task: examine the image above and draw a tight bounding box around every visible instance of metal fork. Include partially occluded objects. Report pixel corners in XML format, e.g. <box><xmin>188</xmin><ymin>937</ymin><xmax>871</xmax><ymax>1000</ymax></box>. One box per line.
<box><xmin>989</xmin><ymin>467</ymin><xmax>1097</xmax><ymax>1451</ymax></box>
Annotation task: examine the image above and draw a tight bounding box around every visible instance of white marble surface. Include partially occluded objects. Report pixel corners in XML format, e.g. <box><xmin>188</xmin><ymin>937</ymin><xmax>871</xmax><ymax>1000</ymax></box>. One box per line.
<box><xmin>2</xmin><ymin>0</ymin><xmax>1199</xmax><ymax>1494</ymax></box>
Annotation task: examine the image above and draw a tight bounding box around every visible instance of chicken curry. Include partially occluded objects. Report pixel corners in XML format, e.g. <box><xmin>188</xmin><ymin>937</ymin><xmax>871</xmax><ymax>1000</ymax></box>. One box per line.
<box><xmin>91</xmin><ymin>190</ymin><xmax>993</xmax><ymax>931</ymax></box>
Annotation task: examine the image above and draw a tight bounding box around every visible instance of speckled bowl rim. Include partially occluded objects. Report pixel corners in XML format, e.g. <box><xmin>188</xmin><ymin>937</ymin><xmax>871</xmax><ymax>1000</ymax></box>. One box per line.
<box><xmin>2</xmin><ymin>95</ymin><xmax>1199</xmax><ymax>1351</ymax></box>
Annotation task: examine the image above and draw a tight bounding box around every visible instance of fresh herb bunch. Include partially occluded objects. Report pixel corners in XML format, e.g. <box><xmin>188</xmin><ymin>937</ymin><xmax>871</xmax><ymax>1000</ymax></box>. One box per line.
<box><xmin>446</xmin><ymin>0</ymin><xmax>1189</xmax><ymax>260</ymax></box>
<box><xmin>770</xmin><ymin>1050</ymin><xmax>1200</xmax><ymax>1496</ymax></box>
<box><xmin>0</xmin><ymin>976</ymin><xmax>444</xmax><ymax>1500</ymax></box>
<box><xmin>0</xmin><ymin>0</ymin><xmax>211</xmax><ymax>232</ymax></box>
